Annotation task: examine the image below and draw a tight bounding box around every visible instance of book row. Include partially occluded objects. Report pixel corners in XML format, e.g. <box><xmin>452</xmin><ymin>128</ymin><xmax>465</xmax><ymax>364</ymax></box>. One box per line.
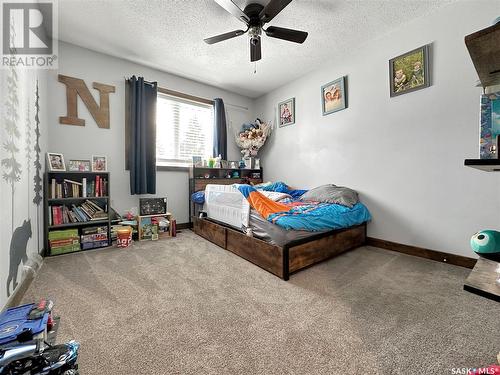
<box><xmin>49</xmin><ymin>200</ymin><xmax>108</xmax><ymax>226</ymax></box>
<box><xmin>50</xmin><ymin>176</ymin><xmax>108</xmax><ymax>199</ymax></box>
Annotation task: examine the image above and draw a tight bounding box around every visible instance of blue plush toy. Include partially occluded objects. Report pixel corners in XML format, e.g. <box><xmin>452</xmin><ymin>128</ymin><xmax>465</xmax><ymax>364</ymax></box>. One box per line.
<box><xmin>470</xmin><ymin>230</ymin><xmax>500</xmax><ymax>260</ymax></box>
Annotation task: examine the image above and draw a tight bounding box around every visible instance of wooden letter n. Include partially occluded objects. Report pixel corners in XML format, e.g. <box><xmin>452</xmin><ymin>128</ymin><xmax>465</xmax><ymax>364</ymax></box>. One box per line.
<box><xmin>58</xmin><ymin>74</ymin><xmax>116</xmax><ymax>129</ymax></box>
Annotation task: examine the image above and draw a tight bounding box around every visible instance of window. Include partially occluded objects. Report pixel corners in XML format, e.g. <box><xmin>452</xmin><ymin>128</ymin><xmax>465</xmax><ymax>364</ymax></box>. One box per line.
<box><xmin>156</xmin><ymin>92</ymin><xmax>214</xmax><ymax>168</ymax></box>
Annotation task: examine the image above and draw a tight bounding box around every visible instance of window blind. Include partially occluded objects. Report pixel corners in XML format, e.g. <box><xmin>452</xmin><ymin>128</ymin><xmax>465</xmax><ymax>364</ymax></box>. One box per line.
<box><xmin>156</xmin><ymin>93</ymin><xmax>214</xmax><ymax>167</ymax></box>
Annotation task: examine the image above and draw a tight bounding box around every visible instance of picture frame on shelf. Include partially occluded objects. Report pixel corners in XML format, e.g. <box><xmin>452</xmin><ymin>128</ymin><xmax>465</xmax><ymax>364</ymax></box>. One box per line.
<box><xmin>321</xmin><ymin>76</ymin><xmax>347</xmax><ymax>116</ymax></box>
<box><xmin>192</xmin><ymin>156</ymin><xmax>202</xmax><ymax>167</ymax></box>
<box><xmin>243</xmin><ymin>157</ymin><xmax>253</xmax><ymax>169</ymax></box>
<box><xmin>278</xmin><ymin>97</ymin><xmax>295</xmax><ymax>127</ymax></box>
<box><xmin>389</xmin><ymin>44</ymin><xmax>431</xmax><ymax>97</ymax></box>
<box><xmin>92</xmin><ymin>155</ymin><xmax>107</xmax><ymax>172</ymax></box>
<box><xmin>68</xmin><ymin>159</ymin><xmax>91</xmax><ymax>172</ymax></box>
<box><xmin>47</xmin><ymin>152</ymin><xmax>66</xmax><ymax>172</ymax></box>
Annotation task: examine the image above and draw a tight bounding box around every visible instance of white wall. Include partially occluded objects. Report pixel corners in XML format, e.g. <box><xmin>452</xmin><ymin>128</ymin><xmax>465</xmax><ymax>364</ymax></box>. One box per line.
<box><xmin>0</xmin><ymin>68</ymin><xmax>48</xmax><ymax>308</ymax></box>
<box><xmin>255</xmin><ymin>0</ymin><xmax>500</xmax><ymax>258</ymax></box>
<box><xmin>48</xmin><ymin>42</ymin><xmax>254</xmax><ymax>223</ymax></box>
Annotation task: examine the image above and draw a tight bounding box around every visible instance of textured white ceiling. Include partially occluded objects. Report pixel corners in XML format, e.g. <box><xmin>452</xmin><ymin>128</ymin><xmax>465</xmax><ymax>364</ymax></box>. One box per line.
<box><xmin>58</xmin><ymin>0</ymin><xmax>451</xmax><ymax>98</ymax></box>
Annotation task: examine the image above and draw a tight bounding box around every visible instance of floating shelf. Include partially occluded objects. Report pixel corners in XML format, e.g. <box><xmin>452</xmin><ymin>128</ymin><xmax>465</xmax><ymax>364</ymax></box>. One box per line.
<box><xmin>465</xmin><ymin>22</ymin><xmax>500</xmax><ymax>88</ymax></box>
<box><xmin>464</xmin><ymin>159</ymin><xmax>500</xmax><ymax>171</ymax></box>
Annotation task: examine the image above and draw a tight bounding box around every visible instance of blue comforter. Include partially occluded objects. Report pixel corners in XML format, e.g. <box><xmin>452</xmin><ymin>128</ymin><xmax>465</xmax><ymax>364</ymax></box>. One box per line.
<box><xmin>267</xmin><ymin>200</ymin><xmax>371</xmax><ymax>231</ymax></box>
<box><xmin>237</xmin><ymin>184</ymin><xmax>371</xmax><ymax>232</ymax></box>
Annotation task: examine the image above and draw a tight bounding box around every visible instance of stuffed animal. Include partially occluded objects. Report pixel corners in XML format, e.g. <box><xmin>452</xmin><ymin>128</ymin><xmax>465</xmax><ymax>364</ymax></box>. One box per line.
<box><xmin>470</xmin><ymin>230</ymin><xmax>500</xmax><ymax>260</ymax></box>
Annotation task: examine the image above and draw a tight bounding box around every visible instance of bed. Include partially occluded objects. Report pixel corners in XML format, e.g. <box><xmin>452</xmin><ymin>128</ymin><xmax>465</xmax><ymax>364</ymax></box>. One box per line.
<box><xmin>193</xmin><ymin>183</ymin><xmax>370</xmax><ymax>280</ymax></box>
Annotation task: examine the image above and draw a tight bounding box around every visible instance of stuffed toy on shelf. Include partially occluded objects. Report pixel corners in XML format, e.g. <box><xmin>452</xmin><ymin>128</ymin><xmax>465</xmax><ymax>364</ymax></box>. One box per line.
<box><xmin>470</xmin><ymin>230</ymin><xmax>500</xmax><ymax>261</ymax></box>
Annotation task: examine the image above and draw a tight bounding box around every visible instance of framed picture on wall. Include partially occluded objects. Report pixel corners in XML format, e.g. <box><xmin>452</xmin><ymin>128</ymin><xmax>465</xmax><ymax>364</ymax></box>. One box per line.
<box><xmin>278</xmin><ymin>97</ymin><xmax>295</xmax><ymax>127</ymax></box>
<box><xmin>47</xmin><ymin>152</ymin><xmax>66</xmax><ymax>172</ymax></box>
<box><xmin>92</xmin><ymin>155</ymin><xmax>107</xmax><ymax>172</ymax></box>
<box><xmin>389</xmin><ymin>44</ymin><xmax>431</xmax><ymax>97</ymax></box>
<box><xmin>321</xmin><ymin>76</ymin><xmax>347</xmax><ymax>116</ymax></box>
<box><xmin>68</xmin><ymin>159</ymin><xmax>91</xmax><ymax>171</ymax></box>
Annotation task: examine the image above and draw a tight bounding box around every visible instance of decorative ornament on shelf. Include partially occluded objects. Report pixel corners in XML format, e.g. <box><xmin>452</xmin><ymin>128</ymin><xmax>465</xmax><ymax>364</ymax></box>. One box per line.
<box><xmin>234</xmin><ymin>118</ymin><xmax>273</xmax><ymax>158</ymax></box>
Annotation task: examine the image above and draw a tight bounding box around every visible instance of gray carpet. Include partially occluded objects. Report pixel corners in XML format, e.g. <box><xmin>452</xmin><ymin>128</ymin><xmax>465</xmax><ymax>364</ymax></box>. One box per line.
<box><xmin>22</xmin><ymin>230</ymin><xmax>499</xmax><ymax>374</ymax></box>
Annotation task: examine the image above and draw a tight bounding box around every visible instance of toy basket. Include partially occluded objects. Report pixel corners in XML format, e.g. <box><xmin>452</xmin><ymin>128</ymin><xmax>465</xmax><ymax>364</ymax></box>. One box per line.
<box><xmin>116</xmin><ymin>227</ymin><xmax>132</xmax><ymax>248</ymax></box>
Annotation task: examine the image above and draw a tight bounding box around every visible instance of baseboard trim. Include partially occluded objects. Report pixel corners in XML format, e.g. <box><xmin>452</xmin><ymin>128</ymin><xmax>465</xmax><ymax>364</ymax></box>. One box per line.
<box><xmin>177</xmin><ymin>222</ymin><xmax>191</xmax><ymax>230</ymax></box>
<box><xmin>3</xmin><ymin>255</ymin><xmax>44</xmax><ymax>311</ymax></box>
<box><xmin>3</xmin><ymin>270</ymin><xmax>36</xmax><ymax>311</ymax></box>
<box><xmin>366</xmin><ymin>237</ymin><xmax>477</xmax><ymax>269</ymax></box>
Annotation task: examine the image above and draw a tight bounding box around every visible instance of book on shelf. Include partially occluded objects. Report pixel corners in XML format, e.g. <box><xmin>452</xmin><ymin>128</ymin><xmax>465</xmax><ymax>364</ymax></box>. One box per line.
<box><xmin>82</xmin><ymin>178</ymin><xmax>87</xmax><ymax>198</ymax></box>
<box><xmin>49</xmin><ymin>176</ymin><xmax>108</xmax><ymax>199</ymax></box>
<box><xmin>49</xmin><ymin>199</ymin><xmax>108</xmax><ymax>226</ymax></box>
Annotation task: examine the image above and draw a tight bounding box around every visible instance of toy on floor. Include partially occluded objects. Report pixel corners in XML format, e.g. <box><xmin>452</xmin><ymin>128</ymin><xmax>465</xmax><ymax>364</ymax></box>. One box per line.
<box><xmin>0</xmin><ymin>299</ymin><xmax>79</xmax><ymax>375</ymax></box>
<box><xmin>470</xmin><ymin>230</ymin><xmax>500</xmax><ymax>261</ymax></box>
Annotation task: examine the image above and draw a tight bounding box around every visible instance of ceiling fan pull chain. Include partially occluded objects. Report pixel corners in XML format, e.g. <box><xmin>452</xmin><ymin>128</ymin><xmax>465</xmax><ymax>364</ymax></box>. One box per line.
<box><xmin>254</xmin><ymin>62</ymin><xmax>257</xmax><ymax>74</ymax></box>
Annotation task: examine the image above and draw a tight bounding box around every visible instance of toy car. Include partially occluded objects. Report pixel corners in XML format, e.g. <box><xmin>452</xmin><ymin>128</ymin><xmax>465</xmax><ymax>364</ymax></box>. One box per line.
<box><xmin>0</xmin><ymin>299</ymin><xmax>79</xmax><ymax>375</ymax></box>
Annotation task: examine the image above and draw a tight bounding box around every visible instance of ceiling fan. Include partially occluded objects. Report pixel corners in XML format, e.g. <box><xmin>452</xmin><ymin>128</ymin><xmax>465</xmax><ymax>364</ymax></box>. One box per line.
<box><xmin>204</xmin><ymin>0</ymin><xmax>308</xmax><ymax>62</ymax></box>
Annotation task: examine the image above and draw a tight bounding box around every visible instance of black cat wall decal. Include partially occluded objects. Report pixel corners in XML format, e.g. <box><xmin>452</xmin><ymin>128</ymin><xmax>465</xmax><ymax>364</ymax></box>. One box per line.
<box><xmin>6</xmin><ymin>219</ymin><xmax>32</xmax><ymax>297</ymax></box>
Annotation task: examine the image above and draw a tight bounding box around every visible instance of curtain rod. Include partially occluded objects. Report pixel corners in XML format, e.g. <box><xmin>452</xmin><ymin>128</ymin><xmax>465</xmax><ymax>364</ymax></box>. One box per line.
<box><xmin>125</xmin><ymin>77</ymin><xmax>249</xmax><ymax>111</ymax></box>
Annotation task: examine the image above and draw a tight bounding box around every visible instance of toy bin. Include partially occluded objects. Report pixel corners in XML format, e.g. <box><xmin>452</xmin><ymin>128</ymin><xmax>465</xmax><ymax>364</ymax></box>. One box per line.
<box><xmin>116</xmin><ymin>227</ymin><xmax>133</xmax><ymax>248</ymax></box>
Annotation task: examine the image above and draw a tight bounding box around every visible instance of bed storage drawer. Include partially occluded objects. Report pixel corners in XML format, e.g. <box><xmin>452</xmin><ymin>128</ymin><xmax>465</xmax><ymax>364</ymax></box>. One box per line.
<box><xmin>194</xmin><ymin>218</ymin><xmax>227</xmax><ymax>248</ymax></box>
<box><xmin>226</xmin><ymin>228</ymin><xmax>285</xmax><ymax>278</ymax></box>
<box><xmin>288</xmin><ymin>224</ymin><xmax>366</xmax><ymax>273</ymax></box>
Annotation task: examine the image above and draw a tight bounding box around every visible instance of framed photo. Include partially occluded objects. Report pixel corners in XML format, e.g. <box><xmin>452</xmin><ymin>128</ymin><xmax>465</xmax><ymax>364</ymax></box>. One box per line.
<box><xmin>479</xmin><ymin>91</ymin><xmax>500</xmax><ymax>159</ymax></box>
<box><xmin>192</xmin><ymin>156</ymin><xmax>202</xmax><ymax>167</ymax></box>
<box><xmin>278</xmin><ymin>98</ymin><xmax>295</xmax><ymax>127</ymax></box>
<box><xmin>68</xmin><ymin>159</ymin><xmax>91</xmax><ymax>172</ymax></box>
<box><xmin>389</xmin><ymin>44</ymin><xmax>430</xmax><ymax>97</ymax></box>
<box><xmin>321</xmin><ymin>76</ymin><xmax>347</xmax><ymax>116</ymax></box>
<box><xmin>47</xmin><ymin>152</ymin><xmax>66</xmax><ymax>172</ymax></box>
<box><xmin>92</xmin><ymin>155</ymin><xmax>107</xmax><ymax>172</ymax></box>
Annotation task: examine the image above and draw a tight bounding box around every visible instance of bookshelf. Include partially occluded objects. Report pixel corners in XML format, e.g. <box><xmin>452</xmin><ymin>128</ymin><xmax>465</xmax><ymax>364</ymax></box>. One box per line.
<box><xmin>43</xmin><ymin>171</ymin><xmax>111</xmax><ymax>256</ymax></box>
<box><xmin>188</xmin><ymin>166</ymin><xmax>263</xmax><ymax>225</ymax></box>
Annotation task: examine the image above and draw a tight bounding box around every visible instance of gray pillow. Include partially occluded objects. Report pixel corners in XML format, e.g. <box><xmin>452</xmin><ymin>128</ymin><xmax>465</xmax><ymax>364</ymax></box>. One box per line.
<box><xmin>300</xmin><ymin>184</ymin><xmax>359</xmax><ymax>208</ymax></box>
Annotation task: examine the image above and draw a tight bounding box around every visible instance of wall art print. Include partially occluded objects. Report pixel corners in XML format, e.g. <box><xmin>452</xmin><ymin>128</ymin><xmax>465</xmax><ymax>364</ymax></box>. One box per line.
<box><xmin>389</xmin><ymin>44</ymin><xmax>431</xmax><ymax>97</ymax></box>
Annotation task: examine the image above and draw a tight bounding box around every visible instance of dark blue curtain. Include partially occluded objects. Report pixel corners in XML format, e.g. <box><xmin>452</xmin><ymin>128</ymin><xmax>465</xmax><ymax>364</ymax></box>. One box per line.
<box><xmin>213</xmin><ymin>98</ymin><xmax>227</xmax><ymax>159</ymax></box>
<box><xmin>126</xmin><ymin>76</ymin><xmax>157</xmax><ymax>195</ymax></box>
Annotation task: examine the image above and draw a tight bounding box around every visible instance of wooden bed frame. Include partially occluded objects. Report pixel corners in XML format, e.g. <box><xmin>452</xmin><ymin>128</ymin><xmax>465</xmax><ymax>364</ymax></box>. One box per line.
<box><xmin>193</xmin><ymin>217</ymin><xmax>367</xmax><ymax>280</ymax></box>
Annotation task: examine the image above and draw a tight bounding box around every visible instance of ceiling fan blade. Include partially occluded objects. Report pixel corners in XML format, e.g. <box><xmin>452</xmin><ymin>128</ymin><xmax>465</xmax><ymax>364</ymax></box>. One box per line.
<box><xmin>204</xmin><ymin>29</ymin><xmax>246</xmax><ymax>44</ymax></box>
<box><xmin>250</xmin><ymin>36</ymin><xmax>261</xmax><ymax>62</ymax></box>
<box><xmin>259</xmin><ymin>0</ymin><xmax>293</xmax><ymax>23</ymax></box>
<box><xmin>214</xmin><ymin>0</ymin><xmax>250</xmax><ymax>24</ymax></box>
<box><xmin>265</xmin><ymin>26</ymin><xmax>308</xmax><ymax>43</ymax></box>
